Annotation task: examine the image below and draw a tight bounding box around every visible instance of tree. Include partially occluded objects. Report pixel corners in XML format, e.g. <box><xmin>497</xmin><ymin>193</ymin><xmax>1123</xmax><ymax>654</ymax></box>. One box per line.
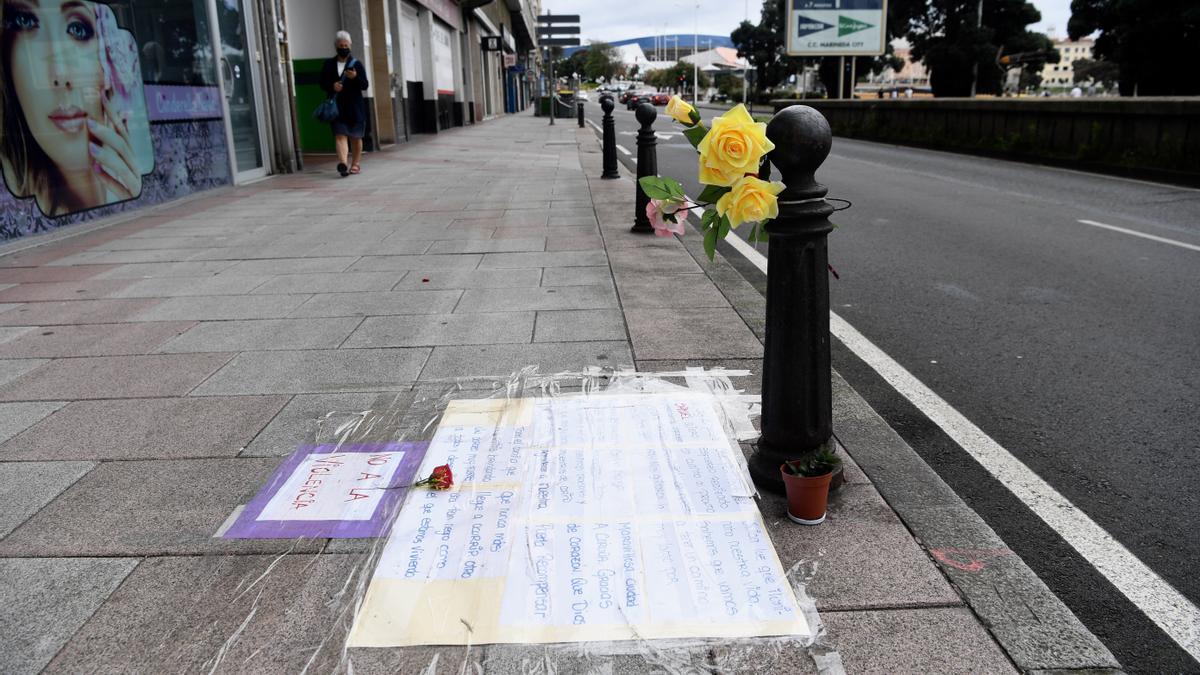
<box><xmin>903</xmin><ymin>0</ymin><xmax>1048</xmax><ymax>97</ymax></box>
<box><xmin>1068</xmin><ymin>0</ymin><xmax>1200</xmax><ymax>96</ymax></box>
<box><xmin>1072</xmin><ymin>58</ymin><xmax>1120</xmax><ymax>89</ymax></box>
<box><xmin>644</xmin><ymin>62</ymin><xmax>710</xmax><ymax>93</ymax></box>
<box><xmin>583</xmin><ymin>42</ymin><xmax>621</xmax><ymax>82</ymax></box>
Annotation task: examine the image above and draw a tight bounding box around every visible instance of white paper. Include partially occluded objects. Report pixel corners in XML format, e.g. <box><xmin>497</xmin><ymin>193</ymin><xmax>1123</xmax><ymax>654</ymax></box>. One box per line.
<box><xmin>258</xmin><ymin>451</ymin><xmax>404</xmax><ymax>522</ymax></box>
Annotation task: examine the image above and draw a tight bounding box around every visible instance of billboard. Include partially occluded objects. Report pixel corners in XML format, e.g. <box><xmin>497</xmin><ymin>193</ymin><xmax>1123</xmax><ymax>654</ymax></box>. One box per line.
<box><xmin>786</xmin><ymin>0</ymin><xmax>888</xmax><ymax>57</ymax></box>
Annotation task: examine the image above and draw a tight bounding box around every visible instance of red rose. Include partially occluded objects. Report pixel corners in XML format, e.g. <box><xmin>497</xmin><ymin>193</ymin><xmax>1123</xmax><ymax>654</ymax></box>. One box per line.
<box><xmin>415</xmin><ymin>464</ymin><xmax>453</xmax><ymax>490</ymax></box>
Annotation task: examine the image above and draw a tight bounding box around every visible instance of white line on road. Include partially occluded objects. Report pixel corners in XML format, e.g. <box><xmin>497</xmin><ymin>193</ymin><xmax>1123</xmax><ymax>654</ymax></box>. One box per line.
<box><xmin>1078</xmin><ymin>219</ymin><xmax>1200</xmax><ymax>253</ymax></box>
<box><xmin>711</xmin><ymin>217</ymin><xmax>1200</xmax><ymax>663</ymax></box>
<box><xmin>586</xmin><ymin>119</ymin><xmax>602</xmax><ymax>133</ymax></box>
<box><xmin>616</xmin><ymin>145</ymin><xmax>632</xmax><ymax>156</ymax></box>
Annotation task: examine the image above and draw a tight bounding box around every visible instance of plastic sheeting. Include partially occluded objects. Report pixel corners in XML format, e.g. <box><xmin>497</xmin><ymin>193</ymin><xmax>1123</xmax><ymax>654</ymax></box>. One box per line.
<box><xmin>211</xmin><ymin>368</ymin><xmax>837</xmax><ymax>673</ymax></box>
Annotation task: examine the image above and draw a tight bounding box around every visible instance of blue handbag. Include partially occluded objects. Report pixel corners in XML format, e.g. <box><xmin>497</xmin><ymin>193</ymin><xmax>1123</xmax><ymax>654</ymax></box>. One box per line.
<box><xmin>313</xmin><ymin>58</ymin><xmax>355</xmax><ymax>122</ymax></box>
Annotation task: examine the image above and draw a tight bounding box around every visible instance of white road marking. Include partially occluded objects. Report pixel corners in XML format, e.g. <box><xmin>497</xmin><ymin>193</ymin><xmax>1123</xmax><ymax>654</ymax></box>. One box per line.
<box><xmin>655</xmin><ymin>132</ymin><xmax>676</xmax><ymax>140</ymax></box>
<box><xmin>1078</xmin><ymin>219</ymin><xmax>1200</xmax><ymax>253</ymax></box>
<box><xmin>616</xmin><ymin>145</ymin><xmax>632</xmax><ymax>156</ymax></box>
<box><xmin>586</xmin><ymin>119</ymin><xmax>602</xmax><ymax>133</ymax></box>
<box><xmin>708</xmin><ymin>215</ymin><xmax>1200</xmax><ymax>663</ymax></box>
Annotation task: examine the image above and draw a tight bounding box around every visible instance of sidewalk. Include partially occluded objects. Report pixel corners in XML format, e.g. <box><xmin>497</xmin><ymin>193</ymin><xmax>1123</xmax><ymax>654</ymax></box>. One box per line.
<box><xmin>0</xmin><ymin>112</ymin><xmax>1113</xmax><ymax>673</ymax></box>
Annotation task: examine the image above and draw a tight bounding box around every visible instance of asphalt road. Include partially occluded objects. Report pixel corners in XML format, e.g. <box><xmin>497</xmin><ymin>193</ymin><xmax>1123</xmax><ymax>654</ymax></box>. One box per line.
<box><xmin>583</xmin><ymin>101</ymin><xmax>1200</xmax><ymax>672</ymax></box>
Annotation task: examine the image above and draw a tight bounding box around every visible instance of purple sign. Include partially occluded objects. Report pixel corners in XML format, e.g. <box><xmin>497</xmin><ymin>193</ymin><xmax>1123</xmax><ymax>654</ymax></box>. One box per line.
<box><xmin>224</xmin><ymin>441</ymin><xmax>429</xmax><ymax>539</ymax></box>
<box><xmin>145</xmin><ymin>84</ymin><xmax>223</xmax><ymax>122</ymax></box>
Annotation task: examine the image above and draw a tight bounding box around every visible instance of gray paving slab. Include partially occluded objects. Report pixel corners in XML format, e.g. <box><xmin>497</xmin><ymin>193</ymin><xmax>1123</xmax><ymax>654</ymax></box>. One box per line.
<box><xmin>345</xmin><ymin>647</ymin><xmax>480</xmax><ymax>674</ymax></box>
<box><xmin>106</xmin><ymin>274</ymin><xmax>270</xmax><ymax>297</ymax></box>
<box><xmin>820</xmin><ymin>608</ymin><xmax>1018</xmax><ymax>674</ymax></box>
<box><xmin>154</xmin><ymin>318</ymin><xmax>362</xmax><ymax>353</ymax></box>
<box><xmin>0</xmin><ymin>557</ymin><xmax>138</xmax><ymax>675</ymax></box>
<box><xmin>625</xmin><ymin>307</ymin><xmax>762</xmax><ymax>360</ymax></box>
<box><xmin>456</xmin><ymin>285</ymin><xmax>617</xmax><ymax>313</ymax></box>
<box><xmin>0</xmin><ymin>458</ymin><xmax>320</xmax><ymax>556</ymax></box>
<box><xmin>478</xmin><ymin>250</ymin><xmax>607</xmax><ymax>269</ymax></box>
<box><xmin>420</xmin><ymin>341</ymin><xmax>632</xmax><ymax>381</ymax></box>
<box><xmin>0</xmin><ymin>358</ymin><xmax>48</xmax><ymax>387</ymax></box>
<box><xmin>241</xmin><ymin>392</ymin><xmax>416</xmax><ymax>457</ymax></box>
<box><xmin>0</xmin><ymin>264</ymin><xmax>120</xmax><ymax>283</ymax></box>
<box><xmin>0</xmin><ymin>302</ymin><xmax>19</xmax><ymax>315</ymax></box>
<box><xmin>534</xmin><ymin>309</ymin><xmax>627</xmax><ymax>342</ymax></box>
<box><xmin>289</xmin><ymin>290</ymin><xmax>462</xmax><ymax>318</ymax></box>
<box><xmin>539</xmin><ymin>266</ymin><xmax>612</xmax><ymax>287</ymax></box>
<box><xmin>0</xmin><ymin>321</ymin><xmax>194</xmax><ymax>358</ymax></box>
<box><xmin>0</xmin><ymin>298</ymin><xmax>162</xmax><ymax>326</ymax></box>
<box><xmin>0</xmin><ymin>353</ymin><xmax>232</xmax><ymax>401</ymax></box>
<box><xmin>44</xmin><ymin>554</ymin><xmax>360</xmax><ymax>673</ymax></box>
<box><xmin>304</xmin><ymin>238</ymin><xmax>435</xmax><ymax>256</ymax></box>
<box><xmin>219</xmin><ymin>256</ymin><xmax>359</xmax><ymax>275</ymax></box>
<box><xmin>544</xmin><ymin>234</ymin><xmax>604</xmax><ymax>251</ymax></box>
<box><xmin>428</xmin><ymin>238</ymin><xmax>546</xmax><ymax>253</ymax></box>
<box><xmin>0</xmin><ymin>401</ymin><xmax>65</xmax><ymax>444</ymax></box>
<box><xmin>250</xmin><ymin>272</ymin><xmax>405</xmax><ymax>295</ymax></box>
<box><xmin>0</xmin><ymin>279</ymin><xmax>136</xmax><ymax>302</ymax></box>
<box><xmin>0</xmin><ymin>396</ymin><xmax>288</xmax><ymax>461</ymax></box>
<box><xmin>191</xmin><ymin>348</ymin><xmax>429</xmax><ymax>395</ymax></box>
<box><xmin>128</xmin><ymin>294</ymin><xmax>311</xmax><ymax>321</ymax></box>
<box><xmin>609</xmin><ymin>245</ymin><xmax>703</xmax><ymax>275</ymax></box>
<box><xmin>343</xmin><ymin>312</ymin><xmax>534</xmax><ymax>348</ymax></box>
<box><xmin>483</xmin><ymin>644</ymin><xmax>714</xmax><ymax>674</ymax></box>
<box><xmin>616</xmin><ymin>273</ymin><xmax>732</xmax><ymax>308</ymax></box>
<box><xmin>90</xmin><ymin>260</ymin><xmax>238</xmax><ymax>278</ymax></box>
<box><xmin>0</xmin><ymin>460</ymin><xmax>94</xmax><ymax>538</ymax></box>
<box><xmin>392</xmin><ymin>269</ymin><xmax>542</xmax><ymax>290</ymax></box>
<box><xmin>492</xmin><ymin>225</ymin><xmax>597</xmax><ymax>239</ymax></box>
<box><xmin>345</xmin><ymin>254</ymin><xmax>483</xmax><ymax>273</ymax></box>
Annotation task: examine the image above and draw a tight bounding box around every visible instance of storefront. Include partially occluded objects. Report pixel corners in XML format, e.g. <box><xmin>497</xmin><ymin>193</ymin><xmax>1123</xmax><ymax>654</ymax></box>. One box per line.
<box><xmin>0</xmin><ymin>0</ymin><xmax>275</xmax><ymax>241</ymax></box>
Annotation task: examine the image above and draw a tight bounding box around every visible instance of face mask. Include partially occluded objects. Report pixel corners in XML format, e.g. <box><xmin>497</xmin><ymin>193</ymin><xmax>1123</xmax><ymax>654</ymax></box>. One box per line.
<box><xmin>337</xmin><ymin>47</ymin><xmax>351</xmax><ymax>57</ymax></box>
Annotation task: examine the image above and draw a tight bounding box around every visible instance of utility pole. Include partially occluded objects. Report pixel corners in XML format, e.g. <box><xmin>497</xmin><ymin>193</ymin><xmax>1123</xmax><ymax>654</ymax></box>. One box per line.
<box><xmin>693</xmin><ymin>1</ymin><xmax>700</xmax><ymax>105</ymax></box>
<box><xmin>970</xmin><ymin>0</ymin><xmax>984</xmax><ymax>97</ymax></box>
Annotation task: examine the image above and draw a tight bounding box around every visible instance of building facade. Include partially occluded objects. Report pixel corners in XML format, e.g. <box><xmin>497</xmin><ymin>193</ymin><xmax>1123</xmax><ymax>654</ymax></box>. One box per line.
<box><xmin>0</xmin><ymin>0</ymin><xmax>539</xmax><ymax>243</ymax></box>
<box><xmin>1040</xmin><ymin>38</ymin><xmax>1095</xmax><ymax>88</ymax></box>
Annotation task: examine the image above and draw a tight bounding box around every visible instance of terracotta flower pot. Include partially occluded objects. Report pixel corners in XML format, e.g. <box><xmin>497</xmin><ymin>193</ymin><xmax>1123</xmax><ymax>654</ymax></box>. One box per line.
<box><xmin>781</xmin><ymin>464</ymin><xmax>834</xmax><ymax>525</ymax></box>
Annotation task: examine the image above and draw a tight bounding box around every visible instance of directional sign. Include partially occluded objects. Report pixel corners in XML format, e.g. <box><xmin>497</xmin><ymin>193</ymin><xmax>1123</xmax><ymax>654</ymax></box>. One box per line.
<box><xmin>537</xmin><ymin>14</ymin><xmax>580</xmax><ymax>23</ymax></box>
<box><xmin>786</xmin><ymin>0</ymin><xmax>887</xmax><ymax>56</ymax></box>
<box><xmin>537</xmin><ymin>25</ymin><xmax>580</xmax><ymax>34</ymax></box>
<box><xmin>540</xmin><ymin>37</ymin><xmax>581</xmax><ymax>47</ymax></box>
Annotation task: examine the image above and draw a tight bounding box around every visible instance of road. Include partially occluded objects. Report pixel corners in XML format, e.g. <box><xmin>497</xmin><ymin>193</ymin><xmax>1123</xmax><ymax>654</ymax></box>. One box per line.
<box><xmin>583</xmin><ymin>101</ymin><xmax>1200</xmax><ymax>672</ymax></box>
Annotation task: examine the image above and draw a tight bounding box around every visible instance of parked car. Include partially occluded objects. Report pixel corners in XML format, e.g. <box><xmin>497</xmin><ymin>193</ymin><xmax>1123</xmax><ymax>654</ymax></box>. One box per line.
<box><xmin>625</xmin><ymin>91</ymin><xmax>652</xmax><ymax>109</ymax></box>
<box><xmin>619</xmin><ymin>90</ymin><xmax>635</xmax><ymax>104</ymax></box>
<box><xmin>651</xmin><ymin>92</ymin><xmax>670</xmax><ymax>105</ymax></box>
<box><xmin>708</xmin><ymin>92</ymin><xmax>729</xmax><ymax>103</ymax></box>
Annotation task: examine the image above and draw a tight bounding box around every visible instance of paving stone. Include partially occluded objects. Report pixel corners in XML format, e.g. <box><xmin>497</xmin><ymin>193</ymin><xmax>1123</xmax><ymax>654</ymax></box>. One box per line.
<box><xmin>216</xmin><ymin>256</ymin><xmax>359</xmax><ymax>276</ymax></box>
<box><xmin>544</xmin><ymin>235</ymin><xmax>604</xmax><ymax>251</ymax></box>
<box><xmin>821</xmin><ymin>608</ymin><xmax>1018</xmax><ymax>674</ymax></box>
<box><xmin>192</xmin><ymin>348</ymin><xmax>428</xmax><ymax>395</ymax></box>
<box><xmin>0</xmin><ymin>353</ymin><xmax>232</xmax><ymax>401</ymax></box>
<box><xmin>289</xmin><ymin>291</ymin><xmax>461</xmax><ymax>318</ymax></box>
<box><xmin>0</xmin><ymin>396</ymin><xmax>288</xmax><ymax>461</ymax></box>
<box><xmin>392</xmin><ymin>269</ymin><xmax>541</xmax><ymax>290</ymax></box>
<box><xmin>540</xmin><ymin>266</ymin><xmax>612</xmax><ymax>287</ymax></box>
<box><xmin>0</xmin><ymin>321</ymin><xmax>194</xmax><ymax>358</ymax></box>
<box><xmin>609</xmin><ymin>245</ymin><xmax>702</xmax><ymax>275</ymax></box>
<box><xmin>106</xmin><ymin>274</ymin><xmax>270</xmax><ymax>297</ymax></box>
<box><xmin>44</xmin><ymin>554</ymin><xmax>362</xmax><ymax>673</ymax></box>
<box><xmin>0</xmin><ymin>458</ymin><xmax>320</xmax><ymax>556</ymax></box>
<box><xmin>478</xmin><ymin>250</ymin><xmax>606</xmax><ymax>269</ymax></box>
<box><xmin>0</xmin><ymin>557</ymin><xmax>137</xmax><ymax>675</ymax></box>
<box><xmin>617</xmin><ymin>273</ymin><xmax>732</xmax><ymax>308</ymax></box>
<box><xmin>91</xmin><ymin>261</ymin><xmax>238</xmax><ymax>278</ymax></box>
<box><xmin>625</xmin><ymin>307</ymin><xmax>762</xmax><ymax>360</ymax></box>
<box><xmin>0</xmin><ymin>460</ymin><xmax>94</xmax><ymax>538</ymax></box>
<box><xmin>0</xmin><ymin>358</ymin><xmax>49</xmax><ymax>387</ymax></box>
<box><xmin>456</xmin><ymin>285</ymin><xmax>617</xmax><ymax>313</ymax></box>
<box><xmin>534</xmin><ymin>310</ymin><xmax>626</xmax><ymax>342</ymax></box>
<box><xmin>0</xmin><ymin>401</ymin><xmax>65</xmax><ymax>444</ymax></box>
<box><xmin>345</xmin><ymin>646</ymin><xmax>480</xmax><ymax>674</ymax></box>
<box><xmin>0</xmin><ymin>264</ymin><xmax>119</xmax><ymax>283</ymax></box>
<box><xmin>343</xmin><ymin>312</ymin><xmax>534</xmax><ymax>348</ymax></box>
<box><xmin>242</xmin><ymin>392</ymin><xmax>416</xmax><ymax>457</ymax></box>
<box><xmin>155</xmin><ymin>318</ymin><xmax>361</xmax><ymax>353</ymax></box>
<box><xmin>318</xmin><ymin>238</ymin><xmax>436</xmax><ymax>256</ymax></box>
<box><xmin>420</xmin><ymin>341</ymin><xmax>632</xmax><ymax>381</ymax></box>
<box><xmin>128</xmin><ymin>294</ymin><xmax>311</xmax><ymax>321</ymax></box>
<box><xmin>0</xmin><ymin>279</ymin><xmax>136</xmax><ymax>302</ymax></box>
<box><xmin>0</xmin><ymin>298</ymin><xmax>162</xmax><ymax>326</ymax></box>
<box><xmin>428</xmin><ymin>238</ymin><xmax>545</xmax><ymax>253</ymax></box>
<box><xmin>483</xmin><ymin>644</ymin><xmax>713</xmax><ymax>675</ymax></box>
<box><xmin>250</xmin><ymin>272</ymin><xmax>405</xmax><ymax>295</ymax></box>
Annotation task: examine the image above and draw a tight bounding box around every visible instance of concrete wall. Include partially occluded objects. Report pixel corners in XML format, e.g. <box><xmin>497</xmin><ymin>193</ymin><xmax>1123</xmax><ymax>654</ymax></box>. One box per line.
<box><xmin>770</xmin><ymin>98</ymin><xmax>1200</xmax><ymax>185</ymax></box>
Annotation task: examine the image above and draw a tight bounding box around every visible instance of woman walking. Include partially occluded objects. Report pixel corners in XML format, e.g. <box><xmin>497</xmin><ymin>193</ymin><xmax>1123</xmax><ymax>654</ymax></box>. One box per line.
<box><xmin>319</xmin><ymin>30</ymin><xmax>368</xmax><ymax>177</ymax></box>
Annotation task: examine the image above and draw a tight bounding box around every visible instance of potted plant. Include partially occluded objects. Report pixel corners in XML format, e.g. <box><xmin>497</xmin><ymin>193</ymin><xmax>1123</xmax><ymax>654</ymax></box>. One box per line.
<box><xmin>781</xmin><ymin>450</ymin><xmax>842</xmax><ymax>525</ymax></box>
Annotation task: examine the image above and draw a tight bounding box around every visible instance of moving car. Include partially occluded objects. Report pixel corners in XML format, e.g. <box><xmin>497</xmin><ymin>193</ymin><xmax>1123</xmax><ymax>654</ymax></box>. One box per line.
<box><xmin>625</xmin><ymin>91</ymin><xmax>652</xmax><ymax>109</ymax></box>
<box><xmin>651</xmin><ymin>92</ymin><xmax>671</xmax><ymax>105</ymax></box>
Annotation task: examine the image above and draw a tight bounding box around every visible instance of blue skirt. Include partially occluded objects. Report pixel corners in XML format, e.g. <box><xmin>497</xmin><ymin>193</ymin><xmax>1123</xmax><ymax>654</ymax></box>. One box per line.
<box><xmin>332</xmin><ymin>120</ymin><xmax>365</xmax><ymax>139</ymax></box>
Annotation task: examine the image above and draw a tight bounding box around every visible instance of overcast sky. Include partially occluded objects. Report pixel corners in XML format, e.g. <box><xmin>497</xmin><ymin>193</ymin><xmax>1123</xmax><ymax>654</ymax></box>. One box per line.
<box><xmin>541</xmin><ymin>0</ymin><xmax>1074</xmax><ymax>44</ymax></box>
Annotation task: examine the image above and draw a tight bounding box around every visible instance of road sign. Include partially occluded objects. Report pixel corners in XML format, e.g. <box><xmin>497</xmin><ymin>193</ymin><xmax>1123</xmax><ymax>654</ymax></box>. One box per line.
<box><xmin>537</xmin><ymin>25</ymin><xmax>580</xmax><ymax>34</ymax></box>
<box><xmin>536</xmin><ymin>14</ymin><xmax>580</xmax><ymax>23</ymax></box>
<box><xmin>786</xmin><ymin>0</ymin><xmax>887</xmax><ymax>56</ymax></box>
<box><xmin>540</xmin><ymin>37</ymin><xmax>581</xmax><ymax>47</ymax></box>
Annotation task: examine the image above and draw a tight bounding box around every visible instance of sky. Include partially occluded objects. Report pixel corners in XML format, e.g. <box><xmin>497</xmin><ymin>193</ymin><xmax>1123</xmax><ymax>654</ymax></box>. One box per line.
<box><xmin>540</xmin><ymin>0</ymin><xmax>1074</xmax><ymax>44</ymax></box>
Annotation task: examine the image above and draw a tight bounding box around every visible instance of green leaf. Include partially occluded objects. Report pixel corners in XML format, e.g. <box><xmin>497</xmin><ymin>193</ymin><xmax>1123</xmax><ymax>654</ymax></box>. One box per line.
<box><xmin>688</xmin><ymin>108</ymin><xmax>702</xmax><ymax>125</ymax></box>
<box><xmin>700</xmin><ymin>208</ymin><xmax>717</xmax><ymax>230</ymax></box>
<box><xmin>702</xmin><ymin>225</ymin><xmax>718</xmax><ymax>261</ymax></box>
<box><xmin>638</xmin><ymin>176</ymin><xmax>675</xmax><ymax>201</ymax></box>
<box><xmin>717</xmin><ymin>215</ymin><xmax>731</xmax><ymax>241</ymax></box>
<box><xmin>660</xmin><ymin>176</ymin><xmax>686</xmax><ymax>200</ymax></box>
<box><xmin>697</xmin><ymin>184</ymin><xmax>730</xmax><ymax>204</ymax></box>
<box><xmin>683</xmin><ymin>124</ymin><xmax>708</xmax><ymax>149</ymax></box>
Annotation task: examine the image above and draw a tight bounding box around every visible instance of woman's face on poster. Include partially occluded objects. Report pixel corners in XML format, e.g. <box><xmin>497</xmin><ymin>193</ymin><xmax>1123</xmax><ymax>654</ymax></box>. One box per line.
<box><xmin>5</xmin><ymin>0</ymin><xmax>104</xmax><ymax>174</ymax></box>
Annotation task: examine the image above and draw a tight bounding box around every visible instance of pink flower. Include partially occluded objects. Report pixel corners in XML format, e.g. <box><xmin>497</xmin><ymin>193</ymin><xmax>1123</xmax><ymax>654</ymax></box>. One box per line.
<box><xmin>647</xmin><ymin>198</ymin><xmax>689</xmax><ymax>238</ymax></box>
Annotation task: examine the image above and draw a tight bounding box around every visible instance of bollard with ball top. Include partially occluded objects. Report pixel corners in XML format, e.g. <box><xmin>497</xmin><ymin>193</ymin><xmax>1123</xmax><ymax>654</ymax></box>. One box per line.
<box><xmin>577</xmin><ymin>101</ymin><xmax>585</xmax><ymax>128</ymax></box>
<box><xmin>600</xmin><ymin>95</ymin><xmax>619</xmax><ymax>180</ymax></box>
<box><xmin>748</xmin><ymin>105</ymin><xmax>837</xmax><ymax>493</ymax></box>
<box><xmin>631</xmin><ymin>102</ymin><xmax>658</xmax><ymax>234</ymax></box>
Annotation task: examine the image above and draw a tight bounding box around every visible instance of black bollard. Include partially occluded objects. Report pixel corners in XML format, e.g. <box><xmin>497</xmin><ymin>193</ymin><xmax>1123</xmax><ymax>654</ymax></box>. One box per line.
<box><xmin>577</xmin><ymin>101</ymin><xmax>585</xmax><ymax>128</ymax></box>
<box><xmin>748</xmin><ymin>105</ymin><xmax>836</xmax><ymax>493</ymax></box>
<box><xmin>600</xmin><ymin>95</ymin><xmax>619</xmax><ymax>180</ymax></box>
<box><xmin>631</xmin><ymin>102</ymin><xmax>658</xmax><ymax>234</ymax></box>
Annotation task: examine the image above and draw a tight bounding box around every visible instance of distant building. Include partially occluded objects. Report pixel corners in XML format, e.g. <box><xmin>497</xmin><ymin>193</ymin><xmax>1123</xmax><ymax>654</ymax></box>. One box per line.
<box><xmin>882</xmin><ymin>48</ymin><xmax>929</xmax><ymax>88</ymax></box>
<box><xmin>1041</xmin><ymin>37</ymin><xmax>1095</xmax><ymax>87</ymax></box>
<box><xmin>682</xmin><ymin>47</ymin><xmax>749</xmax><ymax>75</ymax></box>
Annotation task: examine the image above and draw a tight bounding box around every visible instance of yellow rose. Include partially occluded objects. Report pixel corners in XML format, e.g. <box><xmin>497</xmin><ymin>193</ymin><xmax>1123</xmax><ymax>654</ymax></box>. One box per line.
<box><xmin>666</xmin><ymin>96</ymin><xmax>697</xmax><ymax>125</ymax></box>
<box><xmin>715</xmin><ymin>176</ymin><xmax>784</xmax><ymax>229</ymax></box>
<box><xmin>696</xmin><ymin>104</ymin><xmax>774</xmax><ymax>187</ymax></box>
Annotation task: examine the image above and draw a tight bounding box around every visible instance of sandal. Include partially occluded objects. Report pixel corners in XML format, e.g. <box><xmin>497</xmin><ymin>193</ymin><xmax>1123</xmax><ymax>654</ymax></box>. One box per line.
<box><xmin>336</xmin><ymin>162</ymin><xmax>348</xmax><ymax>177</ymax></box>
<box><xmin>349</xmin><ymin>164</ymin><xmax>361</xmax><ymax>175</ymax></box>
